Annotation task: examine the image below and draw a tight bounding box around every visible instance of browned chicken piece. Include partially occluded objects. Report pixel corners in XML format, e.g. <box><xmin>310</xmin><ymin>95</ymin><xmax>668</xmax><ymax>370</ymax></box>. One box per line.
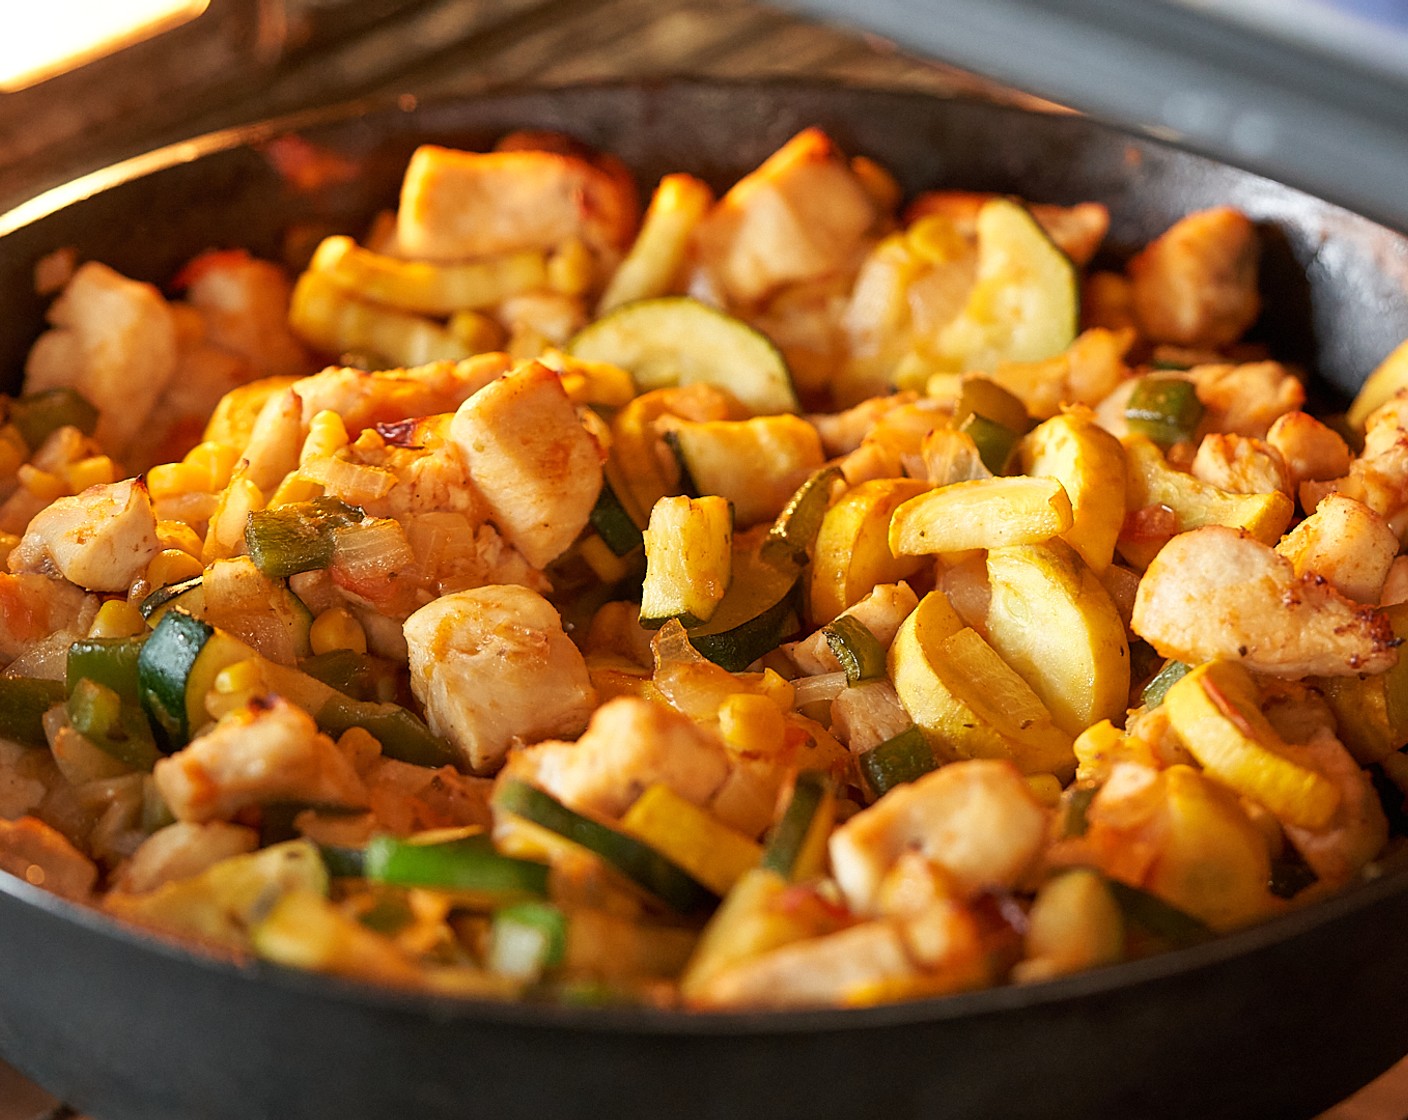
<box><xmin>693</xmin><ymin>128</ymin><xmax>883</xmax><ymax>308</ymax></box>
<box><xmin>396</xmin><ymin>144</ymin><xmax>639</xmax><ymax>268</ymax></box>
<box><xmin>830</xmin><ymin>759</ymin><xmax>1049</xmax><ymax>915</ymax></box>
<box><xmin>1276</xmin><ymin>494</ymin><xmax>1399</xmax><ymax>603</ymax></box>
<box><xmin>154</xmin><ymin>696</ymin><xmax>368</xmax><ymax>824</ymax></box>
<box><xmin>1186</xmin><ymin>361</ymin><xmax>1305</xmax><ymax>438</ymax></box>
<box><xmin>1190</xmin><ymin>433</ymin><xmax>1291</xmax><ymax>497</ymax></box>
<box><xmin>1131</xmin><ymin>524</ymin><xmax>1398</xmax><ymax>677</ymax></box>
<box><xmin>1265</xmin><ymin>410</ymin><xmax>1353</xmax><ymax>491</ymax></box>
<box><xmin>449</xmin><ymin>361</ymin><xmax>604</xmax><ymax>569</ymax></box>
<box><xmin>23</xmin><ymin>261</ymin><xmax>179</xmax><ymax>459</ymax></box>
<box><xmin>8</xmin><ymin>477</ymin><xmax>158</xmax><ymax>593</ymax></box>
<box><xmin>403</xmin><ymin>585</ymin><xmax>596</xmax><ymax>775</ymax></box>
<box><xmin>1128</xmin><ymin>207</ymin><xmax>1261</xmax><ymax>348</ymax></box>
<box><xmin>116</xmin><ymin>821</ymin><xmax>260</xmax><ymax>894</ymax></box>
<box><xmin>176</xmin><ymin>249</ymin><xmax>314</xmax><ymax>379</ymax></box>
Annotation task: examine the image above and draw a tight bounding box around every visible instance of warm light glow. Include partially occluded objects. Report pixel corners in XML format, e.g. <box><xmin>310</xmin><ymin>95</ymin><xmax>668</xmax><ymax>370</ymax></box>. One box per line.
<box><xmin>0</xmin><ymin>0</ymin><xmax>210</xmax><ymax>92</ymax></box>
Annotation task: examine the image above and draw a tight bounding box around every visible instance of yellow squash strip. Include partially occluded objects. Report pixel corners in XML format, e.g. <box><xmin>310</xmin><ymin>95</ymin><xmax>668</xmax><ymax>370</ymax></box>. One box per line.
<box><xmin>620</xmin><ymin>783</ymin><xmax>762</xmax><ymax>896</ymax></box>
<box><xmin>889</xmin><ymin>475</ymin><xmax>1073</xmax><ymax>556</ymax></box>
<box><xmin>1162</xmin><ymin>660</ymin><xmax>1341</xmax><ymax>830</ymax></box>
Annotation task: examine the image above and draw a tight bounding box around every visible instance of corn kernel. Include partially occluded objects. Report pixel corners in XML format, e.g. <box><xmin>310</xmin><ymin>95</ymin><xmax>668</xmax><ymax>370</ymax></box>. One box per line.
<box><xmin>156</xmin><ymin>520</ymin><xmax>205</xmax><ymax>557</ymax></box>
<box><xmin>87</xmin><ymin>599</ymin><xmax>148</xmax><ymax>639</ymax></box>
<box><xmin>183</xmin><ymin>441</ymin><xmax>241</xmax><ymax>490</ymax></box>
<box><xmin>268</xmin><ymin>471</ymin><xmax>324</xmax><ymax>508</ymax></box>
<box><xmin>547</xmin><ymin>237</ymin><xmax>596</xmax><ymax>297</ymax></box>
<box><xmin>206</xmin><ymin>658</ymin><xmax>268</xmax><ymax>721</ymax></box>
<box><xmin>147</xmin><ymin>462</ymin><xmax>209</xmax><ymax>501</ymax></box>
<box><xmin>310</xmin><ymin>606</ymin><xmax>367</xmax><ymax>656</ymax></box>
<box><xmin>18</xmin><ymin>465</ymin><xmax>65</xmax><ymax>502</ymax></box>
<box><xmin>718</xmin><ymin>693</ymin><xmax>785</xmax><ymax>757</ymax></box>
<box><xmin>755</xmin><ymin>668</ymin><xmax>796</xmax><ymax>712</ymax></box>
<box><xmin>301</xmin><ymin>411</ymin><xmax>349</xmax><ymax>466</ymax></box>
<box><xmin>146</xmin><ymin>548</ymin><xmax>204</xmax><ymax>589</ymax></box>
<box><xmin>62</xmin><ymin>455</ymin><xmax>117</xmax><ymax>493</ymax></box>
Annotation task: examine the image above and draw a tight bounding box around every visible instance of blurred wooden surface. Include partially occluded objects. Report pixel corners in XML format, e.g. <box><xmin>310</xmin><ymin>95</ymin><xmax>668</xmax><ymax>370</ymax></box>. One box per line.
<box><xmin>0</xmin><ymin>0</ymin><xmax>1405</xmax><ymax>1116</ymax></box>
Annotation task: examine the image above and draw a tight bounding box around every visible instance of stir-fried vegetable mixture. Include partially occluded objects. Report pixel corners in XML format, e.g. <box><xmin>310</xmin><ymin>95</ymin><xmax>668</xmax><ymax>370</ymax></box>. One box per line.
<box><xmin>2</xmin><ymin>125</ymin><xmax>1408</xmax><ymax>1009</ymax></box>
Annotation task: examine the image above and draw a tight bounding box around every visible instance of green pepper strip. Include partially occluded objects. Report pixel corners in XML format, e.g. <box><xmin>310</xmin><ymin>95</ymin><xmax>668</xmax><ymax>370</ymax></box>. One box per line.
<box><xmin>860</xmin><ymin>725</ymin><xmax>937</xmax><ymax>798</ymax></box>
<box><xmin>8</xmin><ymin>388</ymin><xmax>99</xmax><ymax>451</ymax></box>
<box><xmin>67</xmin><ymin>678</ymin><xmax>161</xmax><ymax>771</ymax></box>
<box><xmin>316</xmin><ymin>697</ymin><xmax>456</xmax><ymax>769</ymax></box>
<box><xmin>298</xmin><ymin>649</ymin><xmax>400</xmax><ymax>704</ymax></box>
<box><xmin>960</xmin><ymin>413</ymin><xmax>1022</xmax><ymax>475</ymax></box>
<box><xmin>822</xmin><ymin>615</ymin><xmax>887</xmax><ymax>684</ymax></box>
<box><xmin>1141</xmin><ymin>659</ymin><xmax>1191</xmax><ymax>710</ymax></box>
<box><xmin>67</xmin><ymin>635</ymin><xmax>147</xmax><ymax>702</ymax></box>
<box><xmin>245</xmin><ymin>497</ymin><xmax>364</xmax><ymax>580</ymax></box>
<box><xmin>0</xmin><ymin>678</ymin><xmax>66</xmax><ymax>748</ymax></box>
<box><xmin>1124</xmin><ymin>378</ymin><xmax>1204</xmax><ymax>448</ymax></box>
<box><xmin>364</xmin><ymin>832</ymin><xmax>550</xmax><ymax>900</ymax></box>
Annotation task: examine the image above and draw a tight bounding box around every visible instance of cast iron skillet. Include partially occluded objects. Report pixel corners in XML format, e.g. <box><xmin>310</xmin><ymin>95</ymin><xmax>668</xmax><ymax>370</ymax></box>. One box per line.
<box><xmin>1</xmin><ymin>81</ymin><xmax>1408</xmax><ymax>1120</ymax></box>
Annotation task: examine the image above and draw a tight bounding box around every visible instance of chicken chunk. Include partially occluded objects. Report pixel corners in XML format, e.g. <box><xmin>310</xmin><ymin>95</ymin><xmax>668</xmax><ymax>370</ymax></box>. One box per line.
<box><xmin>154</xmin><ymin>696</ymin><xmax>368</xmax><ymax>823</ymax></box>
<box><xmin>450</xmin><ymin>362</ymin><xmax>604</xmax><ymax>568</ymax></box>
<box><xmin>829</xmin><ymin>759</ymin><xmax>1048</xmax><ymax>915</ymax></box>
<box><xmin>403</xmin><ymin>586</ymin><xmax>596</xmax><ymax>774</ymax></box>
<box><xmin>502</xmin><ymin>695</ymin><xmax>729</xmax><ymax>821</ymax></box>
<box><xmin>1275</xmin><ymin>495</ymin><xmax>1399</xmax><ymax>604</ymax></box>
<box><xmin>9</xmin><ymin>478</ymin><xmax>158</xmax><ymax>593</ymax></box>
<box><xmin>1128</xmin><ymin>207</ymin><xmax>1260</xmax><ymax>348</ymax></box>
<box><xmin>24</xmin><ymin>261</ymin><xmax>179</xmax><ymax>458</ymax></box>
<box><xmin>692</xmin><ymin>900</ymin><xmax>988</xmax><ymax>1009</ymax></box>
<box><xmin>1131</xmin><ymin>525</ymin><xmax>1398</xmax><ymax>677</ymax></box>
<box><xmin>397</xmin><ymin>144</ymin><xmax>638</xmax><ymax>266</ymax></box>
<box><xmin>693</xmin><ymin>128</ymin><xmax>881</xmax><ymax>307</ymax></box>
<box><xmin>177</xmin><ymin>249</ymin><xmax>313</xmax><ymax>379</ymax></box>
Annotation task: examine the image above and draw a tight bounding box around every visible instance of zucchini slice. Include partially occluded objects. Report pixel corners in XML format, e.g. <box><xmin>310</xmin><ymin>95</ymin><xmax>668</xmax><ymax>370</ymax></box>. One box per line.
<box><xmin>139</xmin><ymin>575</ymin><xmax>206</xmax><ymax>624</ymax></box>
<box><xmin>494</xmin><ymin>779</ymin><xmax>715</xmax><ymax>913</ymax></box>
<box><xmin>760</xmin><ymin>771</ymin><xmax>835</xmax><ymax>881</ymax></box>
<box><xmin>567</xmin><ymin>296</ymin><xmax>799</xmax><ymax>416</ymax></box>
<box><xmin>640</xmin><ymin>495</ymin><xmax>733</xmax><ymax>629</ymax></box>
<box><xmin>686</xmin><ymin>547</ymin><xmax>802</xmax><ymax>672</ymax></box>
<box><xmin>936</xmin><ymin>197</ymin><xmax>1078</xmax><ymax>373</ymax></box>
<box><xmin>137</xmin><ymin>609</ymin><xmax>258</xmax><ymax>747</ymax></box>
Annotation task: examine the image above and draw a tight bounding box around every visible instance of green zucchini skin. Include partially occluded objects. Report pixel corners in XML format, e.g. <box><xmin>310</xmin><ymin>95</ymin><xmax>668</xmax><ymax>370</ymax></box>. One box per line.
<box><xmin>494</xmin><ymin>779</ymin><xmax>714</xmax><ymax>913</ymax></box>
<box><xmin>137</xmin><ymin>609</ymin><xmax>216</xmax><ymax>748</ymax></box>
<box><xmin>364</xmin><ymin>832</ymin><xmax>550</xmax><ymax>899</ymax></box>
